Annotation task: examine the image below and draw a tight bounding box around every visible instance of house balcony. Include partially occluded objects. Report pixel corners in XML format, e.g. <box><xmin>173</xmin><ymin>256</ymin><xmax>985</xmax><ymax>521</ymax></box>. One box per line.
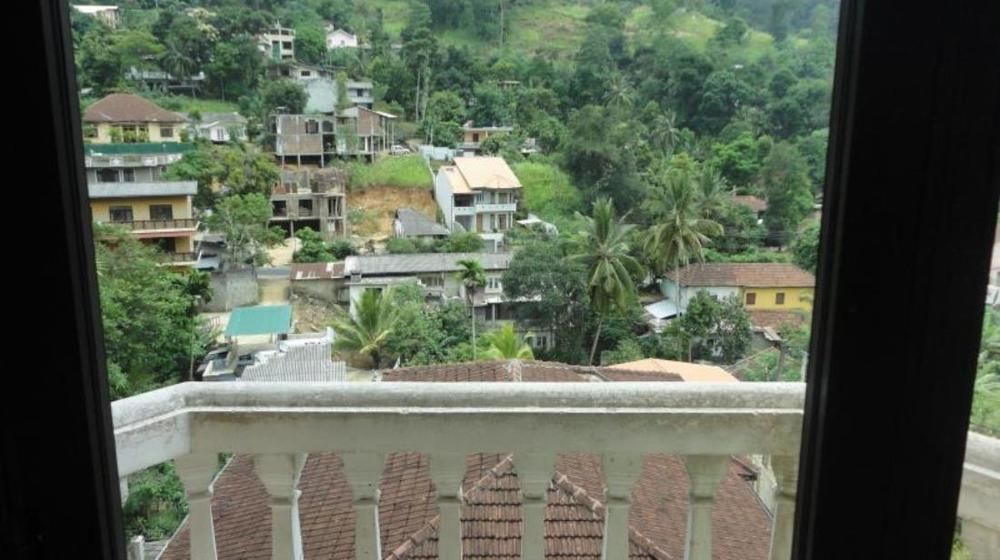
<box><xmin>111</xmin><ymin>383</ymin><xmax>1000</xmax><ymax>560</ymax></box>
<box><xmin>453</xmin><ymin>205</ymin><xmax>476</xmax><ymax>216</ymax></box>
<box><xmin>475</xmin><ymin>203</ymin><xmax>517</xmax><ymax>213</ymax></box>
<box><xmin>85</xmin><ymin>153</ymin><xmax>184</xmax><ymax>168</ymax></box>
<box><xmin>122</xmin><ymin>218</ymin><xmax>199</xmax><ymax>232</ymax></box>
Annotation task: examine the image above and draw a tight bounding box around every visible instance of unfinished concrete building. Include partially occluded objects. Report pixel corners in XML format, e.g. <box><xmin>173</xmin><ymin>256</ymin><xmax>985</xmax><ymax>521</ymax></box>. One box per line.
<box><xmin>271</xmin><ymin>107</ymin><xmax>397</xmax><ymax>166</ymax></box>
<box><xmin>270</xmin><ymin>167</ymin><xmax>347</xmax><ymax>239</ymax></box>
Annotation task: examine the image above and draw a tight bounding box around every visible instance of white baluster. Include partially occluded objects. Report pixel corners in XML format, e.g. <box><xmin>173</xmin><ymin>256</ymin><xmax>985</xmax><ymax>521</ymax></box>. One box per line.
<box><xmin>254</xmin><ymin>454</ymin><xmax>306</xmax><ymax>560</ymax></box>
<box><xmin>174</xmin><ymin>452</ymin><xmax>219</xmax><ymax>560</ymax></box>
<box><xmin>341</xmin><ymin>452</ymin><xmax>384</xmax><ymax>560</ymax></box>
<box><xmin>768</xmin><ymin>456</ymin><xmax>798</xmax><ymax>560</ymax></box>
<box><xmin>602</xmin><ymin>454</ymin><xmax>644</xmax><ymax>560</ymax></box>
<box><xmin>517</xmin><ymin>452</ymin><xmax>554</xmax><ymax>560</ymax></box>
<box><xmin>683</xmin><ymin>455</ymin><xmax>729</xmax><ymax>560</ymax></box>
<box><xmin>429</xmin><ymin>453</ymin><xmax>466</xmax><ymax>560</ymax></box>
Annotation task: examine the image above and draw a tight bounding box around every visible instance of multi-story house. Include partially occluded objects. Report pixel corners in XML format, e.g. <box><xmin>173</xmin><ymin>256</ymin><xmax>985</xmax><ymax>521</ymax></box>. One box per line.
<box><xmin>300</xmin><ymin>77</ymin><xmax>375</xmax><ymax>110</ymax></box>
<box><xmin>83</xmin><ymin>142</ymin><xmax>192</xmax><ymax>184</ymax></box>
<box><xmin>82</xmin><ymin>94</ymin><xmax>187</xmax><ymax>144</ymax></box>
<box><xmin>434</xmin><ymin>157</ymin><xmax>521</xmax><ymax>252</ymax></box>
<box><xmin>258</xmin><ymin>24</ymin><xmax>295</xmax><ymax>61</ymax></box>
<box><xmin>89</xmin><ymin>181</ymin><xmax>200</xmax><ymax>266</ymax></box>
<box><xmin>270</xmin><ymin>167</ymin><xmax>347</xmax><ymax>239</ymax></box>
<box><xmin>70</xmin><ymin>4</ymin><xmax>119</xmax><ymax>27</ymax></box>
<box><xmin>271</xmin><ymin>107</ymin><xmax>397</xmax><ymax>165</ymax></box>
<box><xmin>459</xmin><ymin>122</ymin><xmax>513</xmax><ymax>156</ymax></box>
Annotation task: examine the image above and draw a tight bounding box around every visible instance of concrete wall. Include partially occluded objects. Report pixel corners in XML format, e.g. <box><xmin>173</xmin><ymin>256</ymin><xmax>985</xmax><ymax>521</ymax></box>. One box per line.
<box><xmin>434</xmin><ymin>171</ymin><xmax>455</xmax><ymax>231</ymax></box>
<box><xmin>94</xmin><ymin>123</ymin><xmax>182</xmax><ymax>144</ymax></box>
<box><xmin>290</xmin><ymin>280</ymin><xmax>344</xmax><ymax>304</ymax></box>
<box><xmin>259</xmin><ymin>278</ymin><xmax>290</xmax><ymax>304</ymax></box>
<box><xmin>204</xmin><ymin>269</ymin><xmax>259</xmax><ymax>312</ymax></box>
<box><xmin>90</xmin><ymin>195</ymin><xmax>192</xmax><ymax>222</ymax></box>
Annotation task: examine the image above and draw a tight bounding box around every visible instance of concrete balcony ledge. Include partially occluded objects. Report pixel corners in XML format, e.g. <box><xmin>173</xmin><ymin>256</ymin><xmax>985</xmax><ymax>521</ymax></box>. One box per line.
<box><xmin>113</xmin><ymin>382</ymin><xmax>806</xmax><ymax>476</ymax></box>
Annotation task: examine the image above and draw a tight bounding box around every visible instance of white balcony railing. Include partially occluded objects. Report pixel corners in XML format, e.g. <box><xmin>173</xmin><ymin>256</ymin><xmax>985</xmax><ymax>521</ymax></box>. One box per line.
<box><xmin>453</xmin><ymin>206</ymin><xmax>476</xmax><ymax>216</ymax></box>
<box><xmin>475</xmin><ymin>203</ymin><xmax>517</xmax><ymax>213</ymax></box>
<box><xmin>111</xmin><ymin>383</ymin><xmax>1000</xmax><ymax>560</ymax></box>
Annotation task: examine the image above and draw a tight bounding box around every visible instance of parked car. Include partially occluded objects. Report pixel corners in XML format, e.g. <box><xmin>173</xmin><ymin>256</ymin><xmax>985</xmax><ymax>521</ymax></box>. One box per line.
<box><xmin>389</xmin><ymin>144</ymin><xmax>411</xmax><ymax>155</ymax></box>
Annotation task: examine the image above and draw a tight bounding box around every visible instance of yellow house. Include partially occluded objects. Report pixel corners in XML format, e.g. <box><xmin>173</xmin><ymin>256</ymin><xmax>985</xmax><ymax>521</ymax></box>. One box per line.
<box><xmin>83</xmin><ymin>94</ymin><xmax>187</xmax><ymax>144</ymax></box>
<box><xmin>662</xmin><ymin>263</ymin><xmax>815</xmax><ymax>324</ymax></box>
<box><xmin>89</xmin><ymin>181</ymin><xmax>200</xmax><ymax>266</ymax></box>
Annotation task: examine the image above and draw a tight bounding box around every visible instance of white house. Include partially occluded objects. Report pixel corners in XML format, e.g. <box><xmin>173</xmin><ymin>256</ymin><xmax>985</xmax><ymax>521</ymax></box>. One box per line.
<box><xmin>184</xmin><ymin>112</ymin><xmax>248</xmax><ymax>143</ymax></box>
<box><xmin>71</xmin><ymin>5</ymin><xmax>119</xmax><ymax>28</ymax></box>
<box><xmin>434</xmin><ymin>157</ymin><xmax>521</xmax><ymax>252</ymax></box>
<box><xmin>325</xmin><ymin>25</ymin><xmax>358</xmax><ymax>49</ymax></box>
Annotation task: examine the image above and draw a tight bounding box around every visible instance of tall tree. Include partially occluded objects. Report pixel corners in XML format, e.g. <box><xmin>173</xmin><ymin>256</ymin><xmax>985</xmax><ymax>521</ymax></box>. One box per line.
<box><xmin>642</xmin><ymin>163</ymin><xmax>723</xmax><ymax>311</ymax></box>
<box><xmin>570</xmin><ymin>199</ymin><xmax>644</xmax><ymax>364</ymax></box>
<box><xmin>332</xmin><ymin>288</ymin><xmax>400</xmax><ymax>368</ymax></box>
<box><xmin>759</xmin><ymin>142</ymin><xmax>814</xmax><ymax>246</ymax></box>
<box><xmin>456</xmin><ymin>259</ymin><xmax>486</xmax><ymax>360</ymax></box>
<box><xmin>205</xmin><ymin>194</ymin><xmax>284</xmax><ymax>269</ymax></box>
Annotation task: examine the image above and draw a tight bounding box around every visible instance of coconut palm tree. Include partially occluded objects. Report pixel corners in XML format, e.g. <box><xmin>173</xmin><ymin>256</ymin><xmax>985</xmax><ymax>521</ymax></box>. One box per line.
<box><xmin>456</xmin><ymin>259</ymin><xmax>486</xmax><ymax>359</ymax></box>
<box><xmin>569</xmin><ymin>198</ymin><xmax>645</xmax><ymax>365</ymax></box>
<box><xmin>649</xmin><ymin>110</ymin><xmax>680</xmax><ymax>154</ymax></box>
<box><xmin>643</xmin><ymin>166</ymin><xmax>723</xmax><ymax>313</ymax></box>
<box><xmin>482</xmin><ymin>323</ymin><xmax>534</xmax><ymax>360</ymax></box>
<box><xmin>604</xmin><ymin>74</ymin><xmax>634</xmax><ymax>111</ymax></box>
<box><xmin>695</xmin><ymin>165</ymin><xmax>730</xmax><ymax>220</ymax></box>
<box><xmin>331</xmin><ymin>288</ymin><xmax>399</xmax><ymax>368</ymax></box>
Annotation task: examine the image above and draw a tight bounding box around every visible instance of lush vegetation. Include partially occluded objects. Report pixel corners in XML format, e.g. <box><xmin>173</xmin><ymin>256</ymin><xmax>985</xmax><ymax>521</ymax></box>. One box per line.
<box><xmin>346</xmin><ymin>154</ymin><xmax>432</xmax><ymax>189</ymax></box>
<box><xmin>971</xmin><ymin>308</ymin><xmax>1000</xmax><ymax>435</ymax></box>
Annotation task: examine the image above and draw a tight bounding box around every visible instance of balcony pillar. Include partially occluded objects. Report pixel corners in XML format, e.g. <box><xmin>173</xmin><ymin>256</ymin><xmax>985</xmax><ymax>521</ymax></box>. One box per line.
<box><xmin>602</xmin><ymin>454</ymin><xmax>644</xmax><ymax>560</ymax></box>
<box><xmin>683</xmin><ymin>455</ymin><xmax>729</xmax><ymax>560</ymax></box>
<box><xmin>768</xmin><ymin>455</ymin><xmax>798</xmax><ymax>560</ymax></box>
<box><xmin>254</xmin><ymin>453</ymin><xmax>306</xmax><ymax>560</ymax></box>
<box><xmin>341</xmin><ymin>452</ymin><xmax>384</xmax><ymax>560</ymax></box>
<box><xmin>517</xmin><ymin>452</ymin><xmax>554</xmax><ymax>559</ymax></box>
<box><xmin>429</xmin><ymin>453</ymin><xmax>466</xmax><ymax>560</ymax></box>
<box><xmin>174</xmin><ymin>452</ymin><xmax>219</xmax><ymax>560</ymax></box>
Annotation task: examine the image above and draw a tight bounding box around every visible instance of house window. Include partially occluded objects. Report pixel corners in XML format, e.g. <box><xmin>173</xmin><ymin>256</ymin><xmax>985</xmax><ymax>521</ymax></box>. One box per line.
<box><xmin>214</xmin><ymin>128</ymin><xmax>226</xmax><ymax>141</ymax></box>
<box><xmin>122</xmin><ymin>168</ymin><xmax>135</xmax><ymax>182</ymax></box>
<box><xmin>487</xmin><ymin>277</ymin><xmax>502</xmax><ymax>291</ymax></box>
<box><xmin>96</xmin><ymin>169</ymin><xmax>118</xmax><ymax>182</ymax></box>
<box><xmin>160</xmin><ymin>126</ymin><xmax>173</xmax><ymax>138</ymax></box>
<box><xmin>532</xmin><ymin>334</ymin><xmax>548</xmax><ymax>349</ymax></box>
<box><xmin>420</xmin><ymin>275</ymin><xmax>443</xmax><ymax>287</ymax></box>
<box><xmin>472</xmin><ymin>133</ymin><xmax>480</xmax><ymax>142</ymax></box>
<box><xmin>305</xmin><ymin>120</ymin><xmax>319</xmax><ymax>134</ymax></box>
<box><xmin>745</xmin><ymin>292</ymin><xmax>756</xmax><ymax>305</ymax></box>
<box><xmin>301</xmin><ymin>70</ymin><xmax>311</xmax><ymax>77</ymax></box>
<box><xmin>776</xmin><ymin>292</ymin><xmax>786</xmax><ymax>305</ymax></box>
<box><xmin>109</xmin><ymin>206</ymin><xmax>133</xmax><ymax>223</ymax></box>
<box><xmin>322</xmin><ymin>121</ymin><xmax>334</xmax><ymax>133</ymax></box>
<box><xmin>149</xmin><ymin>205</ymin><xmax>173</xmax><ymax>220</ymax></box>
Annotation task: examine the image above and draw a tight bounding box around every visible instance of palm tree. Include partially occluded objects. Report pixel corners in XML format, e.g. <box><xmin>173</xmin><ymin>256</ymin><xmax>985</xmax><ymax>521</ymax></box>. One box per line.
<box><xmin>569</xmin><ymin>199</ymin><xmax>645</xmax><ymax>365</ymax></box>
<box><xmin>649</xmin><ymin>111</ymin><xmax>679</xmax><ymax>154</ymax></box>
<box><xmin>643</xmin><ymin>166</ymin><xmax>723</xmax><ymax>314</ymax></box>
<box><xmin>456</xmin><ymin>259</ymin><xmax>486</xmax><ymax>360</ymax></box>
<box><xmin>695</xmin><ymin>165</ymin><xmax>730</xmax><ymax>220</ymax></box>
<box><xmin>482</xmin><ymin>323</ymin><xmax>534</xmax><ymax>360</ymax></box>
<box><xmin>605</xmin><ymin>74</ymin><xmax>634</xmax><ymax>111</ymax></box>
<box><xmin>331</xmin><ymin>288</ymin><xmax>399</xmax><ymax>368</ymax></box>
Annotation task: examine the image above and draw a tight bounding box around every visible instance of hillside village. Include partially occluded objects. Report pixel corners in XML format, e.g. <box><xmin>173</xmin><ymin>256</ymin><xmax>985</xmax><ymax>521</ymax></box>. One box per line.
<box><xmin>67</xmin><ymin>1</ymin><xmax>999</xmax><ymax>559</ymax></box>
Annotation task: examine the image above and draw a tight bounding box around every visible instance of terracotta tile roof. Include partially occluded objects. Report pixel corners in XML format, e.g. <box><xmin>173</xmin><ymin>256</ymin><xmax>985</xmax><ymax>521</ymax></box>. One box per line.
<box><xmin>606</xmin><ymin>359</ymin><xmax>738</xmax><ymax>382</ymax></box>
<box><xmin>159</xmin><ymin>360</ymin><xmax>770</xmax><ymax>560</ymax></box>
<box><xmin>732</xmin><ymin>195</ymin><xmax>768</xmax><ymax>213</ymax></box>
<box><xmin>452</xmin><ymin>157</ymin><xmax>522</xmax><ymax>190</ymax></box>
<box><xmin>748</xmin><ymin>310</ymin><xmax>809</xmax><ymax>329</ymax></box>
<box><xmin>83</xmin><ymin>93</ymin><xmax>187</xmax><ymax>123</ymax></box>
<box><xmin>665</xmin><ymin>263</ymin><xmax>815</xmax><ymax>288</ymax></box>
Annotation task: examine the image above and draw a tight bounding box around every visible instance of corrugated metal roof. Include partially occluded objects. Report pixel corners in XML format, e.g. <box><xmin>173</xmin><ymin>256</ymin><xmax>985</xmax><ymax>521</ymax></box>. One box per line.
<box><xmin>239</xmin><ymin>344</ymin><xmax>345</xmax><ymax>382</ymax></box>
<box><xmin>395</xmin><ymin>208</ymin><xmax>450</xmax><ymax>237</ymax></box>
<box><xmin>289</xmin><ymin>262</ymin><xmax>345</xmax><ymax>280</ymax></box>
<box><xmin>224</xmin><ymin>305</ymin><xmax>292</xmax><ymax>337</ymax></box>
<box><xmin>344</xmin><ymin>252</ymin><xmax>512</xmax><ymax>276</ymax></box>
<box><xmin>88</xmin><ymin>181</ymin><xmax>197</xmax><ymax>198</ymax></box>
<box><xmin>644</xmin><ymin>299</ymin><xmax>678</xmax><ymax>320</ymax></box>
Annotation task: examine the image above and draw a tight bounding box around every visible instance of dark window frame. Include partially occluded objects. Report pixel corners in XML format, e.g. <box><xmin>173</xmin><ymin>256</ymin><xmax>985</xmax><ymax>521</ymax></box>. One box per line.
<box><xmin>776</xmin><ymin>292</ymin><xmax>785</xmax><ymax>305</ymax></box>
<box><xmin>108</xmin><ymin>205</ymin><xmax>133</xmax><ymax>223</ymax></box>
<box><xmin>148</xmin><ymin>204</ymin><xmax>173</xmax><ymax>221</ymax></box>
<box><xmin>746</xmin><ymin>292</ymin><xmax>756</xmax><ymax>305</ymax></box>
<box><xmin>8</xmin><ymin>2</ymin><xmax>998</xmax><ymax>559</ymax></box>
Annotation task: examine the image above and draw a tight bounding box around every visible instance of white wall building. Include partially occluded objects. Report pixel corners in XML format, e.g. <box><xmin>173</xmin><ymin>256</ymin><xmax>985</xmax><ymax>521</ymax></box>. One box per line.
<box><xmin>326</xmin><ymin>25</ymin><xmax>359</xmax><ymax>49</ymax></box>
<box><xmin>434</xmin><ymin>157</ymin><xmax>521</xmax><ymax>252</ymax></box>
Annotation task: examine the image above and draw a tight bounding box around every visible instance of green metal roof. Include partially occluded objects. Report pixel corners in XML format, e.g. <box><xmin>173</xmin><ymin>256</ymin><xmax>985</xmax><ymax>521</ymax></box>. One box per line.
<box><xmin>224</xmin><ymin>305</ymin><xmax>293</xmax><ymax>337</ymax></box>
<box><xmin>83</xmin><ymin>142</ymin><xmax>195</xmax><ymax>155</ymax></box>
